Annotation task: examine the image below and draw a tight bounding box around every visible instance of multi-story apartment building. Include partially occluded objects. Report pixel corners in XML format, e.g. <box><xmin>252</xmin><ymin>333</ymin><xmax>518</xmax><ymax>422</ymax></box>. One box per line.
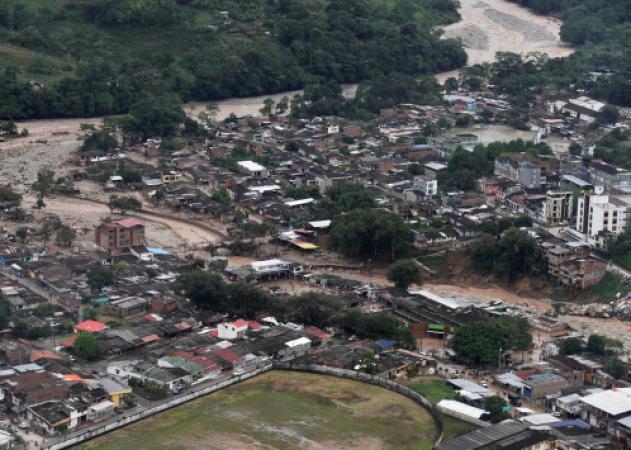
<box><xmin>543</xmin><ymin>243</ymin><xmax>606</xmax><ymax>289</ymax></box>
<box><xmin>494</xmin><ymin>155</ymin><xmax>542</xmax><ymax>189</ymax></box>
<box><xmin>95</xmin><ymin>218</ymin><xmax>145</xmax><ymax>255</ymax></box>
<box><xmin>576</xmin><ymin>192</ymin><xmax>628</xmax><ymax>237</ymax></box>
<box><xmin>543</xmin><ymin>191</ymin><xmax>573</xmax><ymax>224</ymax></box>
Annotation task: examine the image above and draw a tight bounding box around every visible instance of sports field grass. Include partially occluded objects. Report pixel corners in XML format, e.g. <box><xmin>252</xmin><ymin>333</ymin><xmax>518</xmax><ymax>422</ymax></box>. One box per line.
<box><xmin>77</xmin><ymin>371</ymin><xmax>439</xmax><ymax>450</ymax></box>
<box><xmin>407</xmin><ymin>378</ymin><xmax>478</xmax><ymax>440</ymax></box>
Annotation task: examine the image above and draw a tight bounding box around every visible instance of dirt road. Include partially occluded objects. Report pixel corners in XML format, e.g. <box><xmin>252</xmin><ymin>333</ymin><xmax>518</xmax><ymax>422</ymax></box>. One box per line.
<box><xmin>22</xmin><ymin>195</ymin><xmax>223</xmax><ymax>251</ymax></box>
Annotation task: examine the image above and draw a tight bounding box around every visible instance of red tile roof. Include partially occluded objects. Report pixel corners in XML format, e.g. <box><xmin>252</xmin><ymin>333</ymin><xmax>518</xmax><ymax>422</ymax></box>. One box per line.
<box><xmin>168</xmin><ymin>351</ymin><xmax>194</xmax><ymax>359</ymax></box>
<box><xmin>64</xmin><ymin>374</ymin><xmax>86</xmax><ymax>382</ymax></box>
<box><xmin>74</xmin><ymin>320</ymin><xmax>106</xmax><ymax>333</ymax></box>
<box><xmin>31</xmin><ymin>350</ymin><xmax>64</xmax><ymax>362</ymax></box>
<box><xmin>304</xmin><ymin>326</ymin><xmax>331</xmax><ymax>341</ymax></box>
<box><xmin>211</xmin><ymin>348</ymin><xmax>241</xmax><ymax>364</ymax></box>
<box><xmin>189</xmin><ymin>356</ymin><xmax>222</xmax><ymax>372</ymax></box>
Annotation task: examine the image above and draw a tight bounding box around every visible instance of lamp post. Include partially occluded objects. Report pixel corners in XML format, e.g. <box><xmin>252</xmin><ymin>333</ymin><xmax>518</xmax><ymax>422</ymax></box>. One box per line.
<box><xmin>498</xmin><ymin>347</ymin><xmax>503</xmax><ymax>370</ymax></box>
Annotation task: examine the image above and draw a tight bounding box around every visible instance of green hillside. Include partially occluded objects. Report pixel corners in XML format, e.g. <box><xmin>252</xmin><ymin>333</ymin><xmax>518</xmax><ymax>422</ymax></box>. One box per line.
<box><xmin>0</xmin><ymin>0</ymin><xmax>466</xmax><ymax>119</ymax></box>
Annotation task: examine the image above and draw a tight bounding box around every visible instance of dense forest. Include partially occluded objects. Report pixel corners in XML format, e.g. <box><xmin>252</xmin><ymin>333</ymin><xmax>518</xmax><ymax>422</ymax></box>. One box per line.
<box><xmin>0</xmin><ymin>0</ymin><xmax>466</xmax><ymax>119</ymax></box>
<box><xmin>497</xmin><ymin>0</ymin><xmax>631</xmax><ymax>107</ymax></box>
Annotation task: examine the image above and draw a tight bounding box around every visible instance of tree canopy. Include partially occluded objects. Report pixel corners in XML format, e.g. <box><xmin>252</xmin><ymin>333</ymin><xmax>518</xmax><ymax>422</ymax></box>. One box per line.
<box><xmin>469</xmin><ymin>228</ymin><xmax>544</xmax><ymax>282</ymax></box>
<box><xmin>329</xmin><ymin>208</ymin><xmax>413</xmax><ymax>261</ymax></box>
<box><xmin>388</xmin><ymin>259</ymin><xmax>421</xmax><ymax>290</ymax></box>
<box><xmin>336</xmin><ymin>310</ymin><xmax>415</xmax><ymax>347</ymax></box>
<box><xmin>0</xmin><ymin>185</ymin><xmax>21</xmax><ymax>207</ymax></box>
<box><xmin>452</xmin><ymin>316</ymin><xmax>532</xmax><ymax>366</ymax></box>
<box><xmin>0</xmin><ymin>0</ymin><xmax>465</xmax><ymax>120</ymax></box>
<box><xmin>87</xmin><ymin>266</ymin><xmax>114</xmax><ymax>292</ymax></box>
<box><xmin>175</xmin><ymin>270</ymin><xmax>273</xmax><ymax>319</ymax></box>
<box><xmin>73</xmin><ymin>332</ymin><xmax>99</xmax><ymax>361</ymax></box>
<box><xmin>484</xmin><ymin>396</ymin><xmax>510</xmax><ymax>423</ymax></box>
<box><xmin>109</xmin><ymin>196</ymin><xmax>142</xmax><ymax>214</ymax></box>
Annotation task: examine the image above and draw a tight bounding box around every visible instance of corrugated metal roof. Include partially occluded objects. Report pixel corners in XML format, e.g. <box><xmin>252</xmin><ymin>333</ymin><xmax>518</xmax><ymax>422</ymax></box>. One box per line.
<box><xmin>580</xmin><ymin>388</ymin><xmax>631</xmax><ymax>416</ymax></box>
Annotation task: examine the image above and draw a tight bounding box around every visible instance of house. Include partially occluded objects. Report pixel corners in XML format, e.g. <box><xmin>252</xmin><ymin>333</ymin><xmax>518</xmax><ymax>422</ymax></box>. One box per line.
<box><xmin>556</xmin><ymin>393</ymin><xmax>583</xmax><ymax>416</ymax></box>
<box><xmin>443</xmin><ymin>95</ymin><xmax>477</xmax><ymax>112</ymax></box>
<box><xmin>0</xmin><ymin>341</ymin><xmax>31</xmax><ymax>365</ymax></box>
<box><xmin>304</xmin><ymin>326</ymin><xmax>331</xmax><ymax>344</ymax></box>
<box><xmin>97</xmin><ymin>377</ymin><xmax>132</xmax><ymax>408</ymax></box>
<box><xmin>160</xmin><ymin>170</ymin><xmax>183</xmax><ymax>184</ymax></box>
<box><xmin>237</xmin><ymin>160</ymin><xmax>268</xmax><ymax>178</ymax></box>
<box><xmin>211</xmin><ymin>348</ymin><xmax>243</xmax><ymax>370</ymax></box>
<box><xmin>447</xmin><ymin>379</ymin><xmax>493</xmax><ymax>401</ymax></box>
<box><xmin>560</xmin><ymin>96</ymin><xmax>606</xmax><ymax>123</ymax></box>
<box><xmin>74</xmin><ymin>320</ymin><xmax>106</xmax><ymax>334</ymax></box>
<box><xmin>281</xmin><ymin>337</ymin><xmax>312</xmax><ymax>357</ymax></box>
<box><xmin>494</xmin><ymin>155</ymin><xmax>542</xmax><ymax>189</ymax></box>
<box><xmin>2</xmin><ymin>372</ymin><xmax>70</xmax><ymax>409</ymax></box>
<box><xmin>590</xmin><ymin>161</ymin><xmax>631</xmax><ymax>192</ymax></box>
<box><xmin>87</xmin><ymin>400</ymin><xmax>114</xmax><ymax>422</ymax></box>
<box><xmin>104</xmin><ymin>297</ymin><xmax>148</xmax><ymax>319</ymax></box>
<box><xmin>132</xmin><ymin>366</ymin><xmax>190</xmax><ymax>393</ymax></box>
<box><xmin>438</xmin><ymin>421</ymin><xmax>555</xmax><ymax>450</ymax></box>
<box><xmin>556</xmin><ymin>256</ymin><xmax>607</xmax><ymax>289</ymax></box>
<box><xmin>27</xmin><ymin>401</ymin><xmax>73</xmax><ymax>435</ymax></box>
<box><xmin>95</xmin><ymin>218</ymin><xmax>145</xmax><ymax>255</ymax></box>
<box><xmin>580</xmin><ymin>387</ymin><xmax>631</xmax><ymax>445</ymax></box>
<box><xmin>436</xmin><ymin>399</ymin><xmax>488</xmax><ymax>423</ymax></box>
<box><xmin>217</xmin><ymin>320</ymin><xmax>249</xmax><ymax>340</ymax></box>
<box><xmin>521</xmin><ymin>373</ymin><xmax>570</xmax><ymax>403</ymax></box>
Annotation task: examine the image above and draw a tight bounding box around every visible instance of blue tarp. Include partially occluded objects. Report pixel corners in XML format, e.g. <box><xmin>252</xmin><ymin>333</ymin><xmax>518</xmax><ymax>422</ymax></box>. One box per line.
<box><xmin>147</xmin><ymin>247</ymin><xmax>170</xmax><ymax>255</ymax></box>
<box><xmin>549</xmin><ymin>419</ymin><xmax>590</xmax><ymax>430</ymax></box>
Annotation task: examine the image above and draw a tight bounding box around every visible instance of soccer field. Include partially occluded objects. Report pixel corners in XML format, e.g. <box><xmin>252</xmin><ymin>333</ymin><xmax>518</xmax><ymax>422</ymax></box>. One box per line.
<box><xmin>77</xmin><ymin>371</ymin><xmax>439</xmax><ymax>450</ymax></box>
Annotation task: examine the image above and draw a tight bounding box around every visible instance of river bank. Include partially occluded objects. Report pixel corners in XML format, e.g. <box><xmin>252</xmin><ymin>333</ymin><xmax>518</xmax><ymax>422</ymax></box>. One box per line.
<box><xmin>0</xmin><ymin>0</ymin><xmax>572</xmax><ymax>155</ymax></box>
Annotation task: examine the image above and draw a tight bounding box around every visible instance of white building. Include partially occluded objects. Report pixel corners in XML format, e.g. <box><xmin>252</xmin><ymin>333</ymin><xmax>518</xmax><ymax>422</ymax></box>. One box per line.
<box><xmin>560</xmin><ymin>96</ymin><xmax>606</xmax><ymax>123</ymax></box>
<box><xmin>576</xmin><ymin>192</ymin><xmax>628</xmax><ymax>237</ymax></box>
<box><xmin>281</xmin><ymin>337</ymin><xmax>312</xmax><ymax>357</ymax></box>
<box><xmin>414</xmin><ymin>175</ymin><xmax>438</xmax><ymax>196</ymax></box>
<box><xmin>437</xmin><ymin>399</ymin><xmax>488</xmax><ymax>422</ymax></box>
<box><xmin>217</xmin><ymin>320</ymin><xmax>249</xmax><ymax>340</ymax></box>
<box><xmin>237</xmin><ymin>160</ymin><xmax>268</xmax><ymax>178</ymax></box>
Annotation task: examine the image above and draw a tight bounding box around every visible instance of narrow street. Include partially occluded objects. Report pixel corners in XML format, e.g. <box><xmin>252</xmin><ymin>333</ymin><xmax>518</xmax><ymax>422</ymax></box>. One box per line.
<box><xmin>0</xmin><ymin>267</ymin><xmax>55</xmax><ymax>303</ymax></box>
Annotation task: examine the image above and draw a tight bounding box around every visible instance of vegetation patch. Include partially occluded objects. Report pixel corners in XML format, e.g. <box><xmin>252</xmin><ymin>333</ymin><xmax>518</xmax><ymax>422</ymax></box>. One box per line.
<box><xmin>586</xmin><ymin>272</ymin><xmax>631</xmax><ymax>301</ymax></box>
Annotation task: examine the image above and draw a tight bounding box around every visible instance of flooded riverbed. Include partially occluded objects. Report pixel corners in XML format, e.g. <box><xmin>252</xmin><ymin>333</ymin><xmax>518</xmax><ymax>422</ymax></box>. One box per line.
<box><xmin>186</xmin><ymin>0</ymin><xmax>574</xmax><ymax>117</ymax></box>
<box><xmin>4</xmin><ymin>0</ymin><xmax>574</xmax><ymax>169</ymax></box>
